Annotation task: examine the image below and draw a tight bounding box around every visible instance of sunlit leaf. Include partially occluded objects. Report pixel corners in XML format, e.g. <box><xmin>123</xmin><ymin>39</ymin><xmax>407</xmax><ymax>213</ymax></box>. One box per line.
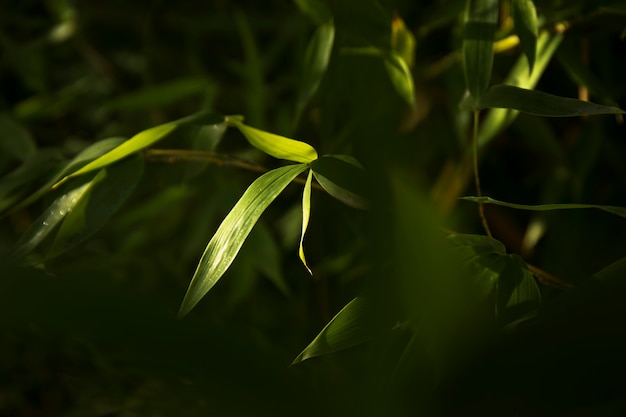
<box><xmin>292</xmin><ymin>297</ymin><xmax>372</xmax><ymax>364</ymax></box>
<box><xmin>296</xmin><ymin>21</ymin><xmax>335</xmax><ymax>121</ymax></box>
<box><xmin>384</xmin><ymin>52</ymin><xmax>415</xmax><ymax>106</ymax></box>
<box><xmin>299</xmin><ymin>170</ymin><xmax>313</xmax><ymax>274</ymax></box>
<box><xmin>227</xmin><ymin>118</ymin><xmax>318</xmax><ymax>163</ymax></box>
<box><xmin>47</xmin><ymin>155</ymin><xmax>144</xmax><ymax>258</ymax></box>
<box><xmin>511</xmin><ymin>0</ymin><xmax>538</xmax><ymax>73</ymax></box>
<box><xmin>179</xmin><ymin>163</ymin><xmax>308</xmax><ymax>317</ymax></box>
<box><xmin>462</xmin><ymin>196</ymin><xmax>626</xmax><ymax>218</ymax></box>
<box><xmin>311</xmin><ymin>155</ymin><xmax>369</xmax><ymax>209</ymax></box>
<box><xmin>462</xmin><ymin>0</ymin><xmax>498</xmax><ymax>102</ymax></box>
<box><xmin>478</xmin><ymin>84</ymin><xmax>626</xmax><ymax>116</ymax></box>
<box><xmin>53</xmin><ymin>112</ymin><xmax>224</xmax><ymax>188</ymax></box>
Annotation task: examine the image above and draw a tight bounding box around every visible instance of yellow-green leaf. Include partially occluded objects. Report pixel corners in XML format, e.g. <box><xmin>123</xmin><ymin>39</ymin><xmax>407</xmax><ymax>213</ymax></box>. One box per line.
<box><xmin>511</xmin><ymin>0</ymin><xmax>538</xmax><ymax>73</ymax></box>
<box><xmin>179</xmin><ymin>163</ymin><xmax>308</xmax><ymax>317</ymax></box>
<box><xmin>227</xmin><ymin>118</ymin><xmax>318</xmax><ymax>163</ymax></box>
<box><xmin>299</xmin><ymin>170</ymin><xmax>313</xmax><ymax>274</ymax></box>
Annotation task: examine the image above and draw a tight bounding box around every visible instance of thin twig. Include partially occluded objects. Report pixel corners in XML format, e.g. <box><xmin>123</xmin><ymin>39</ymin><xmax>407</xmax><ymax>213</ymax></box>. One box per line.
<box><xmin>144</xmin><ymin>149</ymin><xmax>323</xmax><ymax>189</ymax></box>
<box><xmin>472</xmin><ymin>111</ymin><xmax>492</xmax><ymax>237</ymax></box>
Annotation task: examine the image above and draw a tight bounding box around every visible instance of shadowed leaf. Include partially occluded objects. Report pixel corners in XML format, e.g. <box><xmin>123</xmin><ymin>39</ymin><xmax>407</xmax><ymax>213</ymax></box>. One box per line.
<box><xmin>463</xmin><ymin>196</ymin><xmax>626</xmax><ymax>218</ymax></box>
<box><xmin>511</xmin><ymin>0</ymin><xmax>538</xmax><ymax>73</ymax></box>
<box><xmin>311</xmin><ymin>155</ymin><xmax>369</xmax><ymax>209</ymax></box>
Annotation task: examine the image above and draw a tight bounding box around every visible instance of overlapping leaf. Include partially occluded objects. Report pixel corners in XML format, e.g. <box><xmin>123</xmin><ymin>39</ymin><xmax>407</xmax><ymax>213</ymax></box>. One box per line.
<box><xmin>478</xmin><ymin>84</ymin><xmax>626</xmax><ymax>116</ymax></box>
<box><xmin>53</xmin><ymin>112</ymin><xmax>224</xmax><ymax>188</ymax></box>
<box><xmin>511</xmin><ymin>0</ymin><xmax>538</xmax><ymax>73</ymax></box>
<box><xmin>179</xmin><ymin>163</ymin><xmax>308</xmax><ymax>317</ymax></box>
<box><xmin>292</xmin><ymin>296</ymin><xmax>373</xmax><ymax>364</ymax></box>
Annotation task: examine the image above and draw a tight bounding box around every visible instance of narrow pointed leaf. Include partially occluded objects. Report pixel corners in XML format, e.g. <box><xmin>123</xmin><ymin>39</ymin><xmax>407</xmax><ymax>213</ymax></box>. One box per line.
<box><xmin>478</xmin><ymin>31</ymin><xmax>563</xmax><ymax>147</ymax></box>
<box><xmin>227</xmin><ymin>118</ymin><xmax>318</xmax><ymax>163</ymax></box>
<box><xmin>293</xmin><ymin>0</ymin><xmax>332</xmax><ymax>25</ymax></box>
<box><xmin>292</xmin><ymin>297</ymin><xmax>372</xmax><ymax>364</ymax></box>
<box><xmin>179</xmin><ymin>163</ymin><xmax>308</xmax><ymax>317</ymax></box>
<box><xmin>53</xmin><ymin>112</ymin><xmax>224</xmax><ymax>187</ymax></box>
<box><xmin>296</xmin><ymin>21</ymin><xmax>335</xmax><ymax>120</ymax></box>
<box><xmin>13</xmin><ymin>137</ymin><xmax>126</xmax><ymax>212</ymax></box>
<box><xmin>478</xmin><ymin>84</ymin><xmax>626</xmax><ymax>116</ymax></box>
<box><xmin>47</xmin><ymin>155</ymin><xmax>144</xmax><ymax>258</ymax></box>
<box><xmin>391</xmin><ymin>15</ymin><xmax>416</xmax><ymax>68</ymax></box>
<box><xmin>311</xmin><ymin>155</ymin><xmax>369</xmax><ymax>209</ymax></box>
<box><xmin>511</xmin><ymin>0</ymin><xmax>538</xmax><ymax>73</ymax></box>
<box><xmin>299</xmin><ymin>170</ymin><xmax>313</xmax><ymax>274</ymax></box>
<box><xmin>463</xmin><ymin>196</ymin><xmax>626</xmax><ymax>218</ymax></box>
<box><xmin>462</xmin><ymin>0</ymin><xmax>498</xmax><ymax>102</ymax></box>
<box><xmin>384</xmin><ymin>52</ymin><xmax>415</xmax><ymax>106</ymax></box>
<box><xmin>10</xmin><ymin>180</ymin><xmax>93</xmax><ymax>259</ymax></box>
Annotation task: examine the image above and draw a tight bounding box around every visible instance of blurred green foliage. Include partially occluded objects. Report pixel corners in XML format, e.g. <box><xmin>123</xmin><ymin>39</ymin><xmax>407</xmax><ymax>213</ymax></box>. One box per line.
<box><xmin>1</xmin><ymin>0</ymin><xmax>626</xmax><ymax>416</ymax></box>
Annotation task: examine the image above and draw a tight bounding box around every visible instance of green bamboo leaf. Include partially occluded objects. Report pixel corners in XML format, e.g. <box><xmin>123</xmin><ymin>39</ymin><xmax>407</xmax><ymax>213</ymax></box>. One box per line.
<box><xmin>296</xmin><ymin>21</ymin><xmax>335</xmax><ymax>122</ymax></box>
<box><xmin>311</xmin><ymin>155</ymin><xmax>369</xmax><ymax>209</ymax></box>
<box><xmin>299</xmin><ymin>170</ymin><xmax>313</xmax><ymax>274</ymax></box>
<box><xmin>478</xmin><ymin>31</ymin><xmax>563</xmax><ymax>147</ymax></box>
<box><xmin>497</xmin><ymin>254</ymin><xmax>541</xmax><ymax>315</ymax></box>
<box><xmin>10</xmin><ymin>178</ymin><xmax>93</xmax><ymax>259</ymax></box>
<box><xmin>47</xmin><ymin>155</ymin><xmax>144</xmax><ymax>259</ymax></box>
<box><xmin>511</xmin><ymin>0</ymin><xmax>538</xmax><ymax>73</ymax></box>
<box><xmin>462</xmin><ymin>0</ymin><xmax>498</xmax><ymax>102</ymax></box>
<box><xmin>478</xmin><ymin>84</ymin><xmax>626</xmax><ymax>116</ymax></box>
<box><xmin>179</xmin><ymin>163</ymin><xmax>308</xmax><ymax>317</ymax></box>
<box><xmin>13</xmin><ymin>137</ymin><xmax>126</xmax><ymax>212</ymax></box>
<box><xmin>53</xmin><ymin>112</ymin><xmax>224</xmax><ymax>188</ymax></box>
<box><xmin>391</xmin><ymin>15</ymin><xmax>416</xmax><ymax>69</ymax></box>
<box><xmin>594</xmin><ymin>256</ymin><xmax>626</xmax><ymax>285</ymax></box>
<box><xmin>462</xmin><ymin>196</ymin><xmax>626</xmax><ymax>218</ymax></box>
<box><xmin>105</xmin><ymin>78</ymin><xmax>212</xmax><ymax>111</ymax></box>
<box><xmin>226</xmin><ymin>118</ymin><xmax>318</xmax><ymax>163</ymax></box>
<box><xmin>292</xmin><ymin>297</ymin><xmax>372</xmax><ymax>364</ymax></box>
<box><xmin>384</xmin><ymin>52</ymin><xmax>415</xmax><ymax>106</ymax></box>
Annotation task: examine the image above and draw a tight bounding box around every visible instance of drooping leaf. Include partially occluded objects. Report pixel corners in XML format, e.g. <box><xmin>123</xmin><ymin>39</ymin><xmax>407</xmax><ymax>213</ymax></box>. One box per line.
<box><xmin>462</xmin><ymin>0</ymin><xmax>498</xmax><ymax>103</ymax></box>
<box><xmin>47</xmin><ymin>155</ymin><xmax>144</xmax><ymax>258</ymax></box>
<box><xmin>10</xmin><ymin>178</ymin><xmax>93</xmax><ymax>260</ymax></box>
<box><xmin>311</xmin><ymin>155</ymin><xmax>369</xmax><ymax>209</ymax></box>
<box><xmin>299</xmin><ymin>170</ymin><xmax>313</xmax><ymax>274</ymax></box>
<box><xmin>383</xmin><ymin>52</ymin><xmax>415</xmax><ymax>106</ymax></box>
<box><xmin>462</xmin><ymin>196</ymin><xmax>626</xmax><ymax>218</ymax></box>
<box><xmin>478</xmin><ymin>84</ymin><xmax>626</xmax><ymax>116</ymax></box>
<box><xmin>292</xmin><ymin>297</ymin><xmax>373</xmax><ymax>364</ymax></box>
<box><xmin>13</xmin><ymin>137</ymin><xmax>126</xmax><ymax>212</ymax></box>
<box><xmin>0</xmin><ymin>113</ymin><xmax>36</xmax><ymax>160</ymax></box>
<box><xmin>478</xmin><ymin>31</ymin><xmax>563</xmax><ymax>147</ymax></box>
<box><xmin>53</xmin><ymin>112</ymin><xmax>224</xmax><ymax>188</ymax></box>
<box><xmin>511</xmin><ymin>0</ymin><xmax>538</xmax><ymax>73</ymax></box>
<box><xmin>179</xmin><ymin>163</ymin><xmax>308</xmax><ymax>317</ymax></box>
<box><xmin>296</xmin><ymin>21</ymin><xmax>335</xmax><ymax>122</ymax></box>
<box><xmin>226</xmin><ymin>118</ymin><xmax>318</xmax><ymax>163</ymax></box>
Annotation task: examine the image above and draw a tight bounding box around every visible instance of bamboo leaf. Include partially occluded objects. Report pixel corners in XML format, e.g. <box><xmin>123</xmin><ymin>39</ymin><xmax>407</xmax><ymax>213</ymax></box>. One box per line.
<box><xmin>47</xmin><ymin>155</ymin><xmax>144</xmax><ymax>259</ymax></box>
<box><xmin>296</xmin><ymin>21</ymin><xmax>335</xmax><ymax>121</ymax></box>
<box><xmin>227</xmin><ymin>118</ymin><xmax>318</xmax><ymax>163</ymax></box>
<box><xmin>391</xmin><ymin>15</ymin><xmax>416</xmax><ymax>68</ymax></box>
<box><xmin>0</xmin><ymin>114</ymin><xmax>36</xmax><ymax>160</ymax></box>
<box><xmin>311</xmin><ymin>155</ymin><xmax>369</xmax><ymax>209</ymax></box>
<box><xmin>53</xmin><ymin>112</ymin><xmax>224</xmax><ymax>188</ymax></box>
<box><xmin>478</xmin><ymin>84</ymin><xmax>626</xmax><ymax>116</ymax></box>
<box><xmin>384</xmin><ymin>52</ymin><xmax>415</xmax><ymax>106</ymax></box>
<box><xmin>462</xmin><ymin>0</ymin><xmax>498</xmax><ymax>102</ymax></box>
<box><xmin>299</xmin><ymin>170</ymin><xmax>313</xmax><ymax>274</ymax></box>
<box><xmin>292</xmin><ymin>297</ymin><xmax>372</xmax><ymax>364</ymax></box>
<box><xmin>511</xmin><ymin>0</ymin><xmax>538</xmax><ymax>73</ymax></box>
<box><xmin>462</xmin><ymin>196</ymin><xmax>626</xmax><ymax>218</ymax></box>
<box><xmin>179</xmin><ymin>163</ymin><xmax>308</xmax><ymax>317</ymax></box>
<box><xmin>478</xmin><ymin>31</ymin><xmax>563</xmax><ymax>147</ymax></box>
<box><xmin>13</xmin><ymin>137</ymin><xmax>126</xmax><ymax>212</ymax></box>
<box><xmin>293</xmin><ymin>0</ymin><xmax>332</xmax><ymax>25</ymax></box>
